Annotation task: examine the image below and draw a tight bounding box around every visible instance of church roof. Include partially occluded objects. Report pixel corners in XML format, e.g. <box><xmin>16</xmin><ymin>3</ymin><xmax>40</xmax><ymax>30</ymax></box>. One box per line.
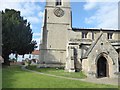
<box><xmin>72</xmin><ymin>28</ymin><xmax>120</xmax><ymax>32</ymax></box>
<box><xmin>83</xmin><ymin>32</ymin><xmax>103</xmax><ymax>59</ymax></box>
<box><xmin>82</xmin><ymin>31</ymin><xmax>118</xmax><ymax>59</ymax></box>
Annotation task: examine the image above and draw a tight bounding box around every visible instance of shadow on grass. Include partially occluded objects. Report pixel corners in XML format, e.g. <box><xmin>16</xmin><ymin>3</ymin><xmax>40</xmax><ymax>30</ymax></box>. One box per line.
<box><xmin>26</xmin><ymin>65</ymin><xmax>86</xmax><ymax>79</ymax></box>
<box><xmin>26</xmin><ymin>65</ymin><xmax>64</xmax><ymax>72</ymax></box>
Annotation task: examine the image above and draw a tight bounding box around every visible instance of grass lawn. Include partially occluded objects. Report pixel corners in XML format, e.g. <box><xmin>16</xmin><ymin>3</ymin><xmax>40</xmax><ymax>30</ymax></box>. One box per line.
<box><xmin>26</xmin><ymin>65</ymin><xmax>86</xmax><ymax>79</ymax></box>
<box><xmin>2</xmin><ymin>65</ymin><xmax>118</xmax><ymax>88</ymax></box>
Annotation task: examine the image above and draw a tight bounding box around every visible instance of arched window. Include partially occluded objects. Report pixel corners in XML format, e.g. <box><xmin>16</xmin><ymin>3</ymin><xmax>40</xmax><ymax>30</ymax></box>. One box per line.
<box><xmin>56</xmin><ymin>0</ymin><xmax>62</xmax><ymax>6</ymax></box>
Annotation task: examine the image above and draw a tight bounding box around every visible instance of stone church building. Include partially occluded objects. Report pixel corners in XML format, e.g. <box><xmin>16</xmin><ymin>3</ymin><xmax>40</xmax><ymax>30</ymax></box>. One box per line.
<box><xmin>40</xmin><ymin>0</ymin><xmax>120</xmax><ymax>78</ymax></box>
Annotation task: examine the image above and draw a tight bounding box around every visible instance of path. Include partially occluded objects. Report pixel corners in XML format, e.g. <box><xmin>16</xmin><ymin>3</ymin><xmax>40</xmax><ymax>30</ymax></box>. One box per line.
<box><xmin>21</xmin><ymin>66</ymin><xmax>119</xmax><ymax>86</ymax></box>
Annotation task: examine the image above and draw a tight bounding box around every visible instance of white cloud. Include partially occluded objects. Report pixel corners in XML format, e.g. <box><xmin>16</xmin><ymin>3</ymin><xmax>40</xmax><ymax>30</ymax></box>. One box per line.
<box><xmin>0</xmin><ymin>1</ymin><xmax>44</xmax><ymax>49</ymax></box>
<box><xmin>38</xmin><ymin>12</ymin><xmax>44</xmax><ymax>17</ymax></box>
<box><xmin>83</xmin><ymin>0</ymin><xmax>119</xmax><ymax>2</ymax></box>
<box><xmin>0</xmin><ymin>2</ymin><xmax>21</xmax><ymax>11</ymax></box>
<box><xmin>0</xmin><ymin>0</ymin><xmax>45</xmax><ymax>3</ymax></box>
<box><xmin>33</xmin><ymin>38</ymin><xmax>40</xmax><ymax>50</ymax></box>
<box><xmin>84</xmin><ymin>2</ymin><xmax>97</xmax><ymax>10</ymax></box>
<box><xmin>33</xmin><ymin>33</ymin><xmax>41</xmax><ymax>50</ymax></box>
<box><xmin>20</xmin><ymin>2</ymin><xmax>42</xmax><ymax>16</ymax></box>
<box><xmin>85</xmin><ymin>16</ymin><xmax>96</xmax><ymax>24</ymax></box>
<box><xmin>0</xmin><ymin>1</ymin><xmax>44</xmax><ymax>23</ymax></box>
<box><xmin>27</xmin><ymin>16</ymin><xmax>40</xmax><ymax>24</ymax></box>
<box><xmin>84</xmin><ymin>0</ymin><xmax>98</xmax><ymax>10</ymax></box>
<box><xmin>33</xmin><ymin>33</ymin><xmax>41</xmax><ymax>37</ymax></box>
<box><xmin>84</xmin><ymin>2</ymin><xmax>118</xmax><ymax>29</ymax></box>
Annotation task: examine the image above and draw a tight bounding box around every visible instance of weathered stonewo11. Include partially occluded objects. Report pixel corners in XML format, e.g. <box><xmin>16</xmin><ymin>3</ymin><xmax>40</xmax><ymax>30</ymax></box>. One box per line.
<box><xmin>40</xmin><ymin>0</ymin><xmax>120</xmax><ymax>78</ymax></box>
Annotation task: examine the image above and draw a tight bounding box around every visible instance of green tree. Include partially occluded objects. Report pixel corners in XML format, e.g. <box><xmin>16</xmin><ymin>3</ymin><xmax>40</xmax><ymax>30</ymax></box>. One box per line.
<box><xmin>2</xmin><ymin>9</ymin><xmax>37</xmax><ymax>65</ymax></box>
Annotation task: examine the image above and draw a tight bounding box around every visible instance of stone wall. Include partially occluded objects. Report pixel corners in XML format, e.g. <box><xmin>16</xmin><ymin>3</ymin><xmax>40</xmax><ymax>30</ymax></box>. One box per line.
<box><xmin>82</xmin><ymin>33</ymin><xmax>119</xmax><ymax>78</ymax></box>
<box><xmin>40</xmin><ymin>0</ymin><xmax>72</xmax><ymax>64</ymax></box>
<box><xmin>69</xmin><ymin>29</ymin><xmax>120</xmax><ymax>41</ymax></box>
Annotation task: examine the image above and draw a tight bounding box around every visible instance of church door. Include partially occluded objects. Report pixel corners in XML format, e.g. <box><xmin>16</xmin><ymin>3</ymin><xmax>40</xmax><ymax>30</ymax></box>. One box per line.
<box><xmin>97</xmin><ymin>56</ymin><xmax>109</xmax><ymax>78</ymax></box>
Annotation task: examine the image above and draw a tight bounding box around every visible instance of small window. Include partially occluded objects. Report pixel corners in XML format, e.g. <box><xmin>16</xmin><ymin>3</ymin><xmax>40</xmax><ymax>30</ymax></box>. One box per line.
<box><xmin>82</xmin><ymin>32</ymin><xmax>88</xmax><ymax>38</ymax></box>
<box><xmin>92</xmin><ymin>32</ymin><xmax>94</xmax><ymax>40</ymax></box>
<box><xmin>107</xmin><ymin>33</ymin><xmax>113</xmax><ymax>39</ymax></box>
<box><xmin>56</xmin><ymin>0</ymin><xmax>62</xmax><ymax>6</ymax></box>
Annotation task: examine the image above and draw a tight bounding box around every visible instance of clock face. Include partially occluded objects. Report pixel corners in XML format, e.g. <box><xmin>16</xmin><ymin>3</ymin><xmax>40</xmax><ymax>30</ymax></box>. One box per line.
<box><xmin>54</xmin><ymin>8</ymin><xmax>64</xmax><ymax>17</ymax></box>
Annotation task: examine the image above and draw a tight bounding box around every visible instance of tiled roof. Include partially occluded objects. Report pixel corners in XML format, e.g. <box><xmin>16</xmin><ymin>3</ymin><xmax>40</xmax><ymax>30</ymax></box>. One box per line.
<box><xmin>72</xmin><ymin>28</ymin><xmax>120</xmax><ymax>32</ymax></box>
<box><xmin>32</xmin><ymin>50</ymin><xmax>40</xmax><ymax>55</ymax></box>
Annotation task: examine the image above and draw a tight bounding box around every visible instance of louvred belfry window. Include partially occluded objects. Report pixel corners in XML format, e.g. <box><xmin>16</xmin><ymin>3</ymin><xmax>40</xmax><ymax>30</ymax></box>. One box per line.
<box><xmin>56</xmin><ymin>0</ymin><xmax>62</xmax><ymax>6</ymax></box>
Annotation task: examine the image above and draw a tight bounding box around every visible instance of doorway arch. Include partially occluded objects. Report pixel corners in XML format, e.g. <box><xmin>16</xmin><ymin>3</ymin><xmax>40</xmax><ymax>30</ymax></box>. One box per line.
<box><xmin>97</xmin><ymin>56</ymin><xmax>109</xmax><ymax>78</ymax></box>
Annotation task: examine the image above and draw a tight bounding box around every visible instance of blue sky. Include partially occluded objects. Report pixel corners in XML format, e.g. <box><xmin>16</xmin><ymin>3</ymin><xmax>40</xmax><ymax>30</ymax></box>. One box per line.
<box><xmin>71</xmin><ymin>2</ymin><xmax>96</xmax><ymax>28</ymax></box>
<box><xmin>0</xmin><ymin>0</ymin><xmax>118</xmax><ymax>50</ymax></box>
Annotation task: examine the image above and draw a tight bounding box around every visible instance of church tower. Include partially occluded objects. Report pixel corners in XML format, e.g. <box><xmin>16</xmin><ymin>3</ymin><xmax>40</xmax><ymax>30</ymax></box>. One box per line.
<box><xmin>40</xmin><ymin>0</ymin><xmax>72</xmax><ymax>64</ymax></box>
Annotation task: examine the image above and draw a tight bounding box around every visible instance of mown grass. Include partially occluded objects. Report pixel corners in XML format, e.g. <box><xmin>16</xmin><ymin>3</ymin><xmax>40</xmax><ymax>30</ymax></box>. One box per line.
<box><xmin>26</xmin><ymin>65</ymin><xmax>86</xmax><ymax>79</ymax></box>
<box><xmin>2</xmin><ymin>65</ymin><xmax>118</xmax><ymax>88</ymax></box>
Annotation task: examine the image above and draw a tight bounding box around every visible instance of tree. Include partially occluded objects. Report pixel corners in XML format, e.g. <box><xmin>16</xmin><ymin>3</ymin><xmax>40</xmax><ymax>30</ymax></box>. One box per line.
<box><xmin>2</xmin><ymin>9</ymin><xmax>37</xmax><ymax>65</ymax></box>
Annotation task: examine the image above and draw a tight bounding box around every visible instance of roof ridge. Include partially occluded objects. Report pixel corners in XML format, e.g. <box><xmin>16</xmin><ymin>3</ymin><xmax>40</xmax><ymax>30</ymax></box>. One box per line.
<box><xmin>83</xmin><ymin>32</ymin><xmax>103</xmax><ymax>58</ymax></box>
